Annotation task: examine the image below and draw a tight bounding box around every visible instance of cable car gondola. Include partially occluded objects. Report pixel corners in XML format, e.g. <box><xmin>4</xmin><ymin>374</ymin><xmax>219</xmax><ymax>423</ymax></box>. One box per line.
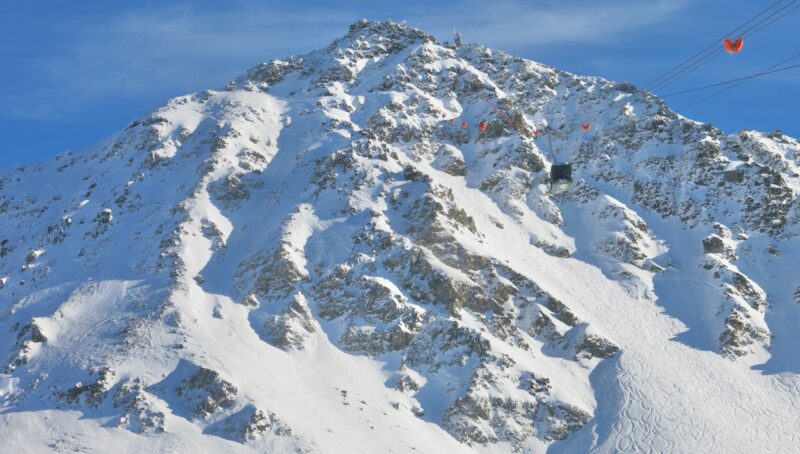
<box><xmin>550</xmin><ymin>163</ymin><xmax>573</xmax><ymax>194</ymax></box>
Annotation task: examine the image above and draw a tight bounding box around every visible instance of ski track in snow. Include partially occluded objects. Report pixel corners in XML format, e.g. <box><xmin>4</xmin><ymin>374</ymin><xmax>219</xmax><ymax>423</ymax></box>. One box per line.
<box><xmin>545</xmin><ymin>234</ymin><xmax>800</xmax><ymax>452</ymax></box>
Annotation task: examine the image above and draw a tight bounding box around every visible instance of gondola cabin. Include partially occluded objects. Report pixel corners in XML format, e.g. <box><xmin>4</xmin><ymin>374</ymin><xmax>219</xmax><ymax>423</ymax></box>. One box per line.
<box><xmin>550</xmin><ymin>163</ymin><xmax>572</xmax><ymax>193</ymax></box>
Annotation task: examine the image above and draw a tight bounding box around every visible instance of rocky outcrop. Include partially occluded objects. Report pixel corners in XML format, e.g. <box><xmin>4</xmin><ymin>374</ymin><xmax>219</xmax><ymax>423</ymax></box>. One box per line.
<box><xmin>114</xmin><ymin>379</ymin><xmax>166</xmax><ymax>434</ymax></box>
<box><xmin>441</xmin><ymin>359</ymin><xmax>592</xmax><ymax>450</ymax></box>
<box><xmin>700</xmin><ymin>255</ymin><xmax>770</xmax><ymax>357</ymax></box>
<box><xmin>206</xmin><ymin>404</ymin><xmax>296</xmax><ymax>443</ymax></box>
<box><xmin>265</xmin><ymin>293</ymin><xmax>318</xmax><ymax>351</ymax></box>
<box><xmin>175</xmin><ymin>365</ymin><xmax>239</xmax><ymax>420</ymax></box>
<box><xmin>5</xmin><ymin>319</ymin><xmax>48</xmax><ymax>372</ymax></box>
<box><xmin>58</xmin><ymin>367</ymin><xmax>115</xmax><ymax>408</ymax></box>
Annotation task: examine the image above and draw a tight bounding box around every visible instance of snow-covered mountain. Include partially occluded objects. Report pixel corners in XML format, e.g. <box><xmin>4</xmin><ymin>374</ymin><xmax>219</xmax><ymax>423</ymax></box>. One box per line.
<box><xmin>1</xmin><ymin>20</ymin><xmax>799</xmax><ymax>453</ymax></box>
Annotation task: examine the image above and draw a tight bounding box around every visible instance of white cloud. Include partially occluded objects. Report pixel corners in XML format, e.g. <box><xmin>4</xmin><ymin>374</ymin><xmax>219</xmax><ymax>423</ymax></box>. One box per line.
<box><xmin>1</xmin><ymin>0</ymin><xmax>690</xmax><ymax>120</ymax></box>
<box><xmin>397</xmin><ymin>0</ymin><xmax>688</xmax><ymax>49</ymax></box>
<box><xmin>2</xmin><ymin>3</ymin><xmax>353</xmax><ymax>119</ymax></box>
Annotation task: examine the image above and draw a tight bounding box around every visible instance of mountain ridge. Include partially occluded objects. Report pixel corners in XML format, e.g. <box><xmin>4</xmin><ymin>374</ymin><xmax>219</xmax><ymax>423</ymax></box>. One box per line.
<box><xmin>1</xmin><ymin>19</ymin><xmax>799</xmax><ymax>453</ymax></box>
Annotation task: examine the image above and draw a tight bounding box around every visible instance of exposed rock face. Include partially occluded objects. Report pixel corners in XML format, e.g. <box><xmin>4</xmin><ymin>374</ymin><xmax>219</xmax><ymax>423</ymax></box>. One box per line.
<box><xmin>576</xmin><ymin>333</ymin><xmax>620</xmax><ymax>359</ymax></box>
<box><xmin>176</xmin><ymin>366</ymin><xmax>239</xmax><ymax>419</ymax></box>
<box><xmin>265</xmin><ymin>293</ymin><xmax>318</xmax><ymax>350</ymax></box>
<box><xmin>113</xmin><ymin>380</ymin><xmax>167</xmax><ymax>434</ymax></box>
<box><xmin>5</xmin><ymin>319</ymin><xmax>48</xmax><ymax>372</ymax></box>
<box><xmin>703</xmin><ymin>235</ymin><xmax>726</xmax><ymax>254</ymax></box>
<box><xmin>206</xmin><ymin>404</ymin><xmax>297</xmax><ymax>445</ymax></box>
<box><xmin>59</xmin><ymin>368</ymin><xmax>115</xmax><ymax>408</ymax></box>
<box><xmin>0</xmin><ymin>19</ymin><xmax>799</xmax><ymax>454</ymax></box>
<box><xmin>699</xmin><ymin>253</ymin><xmax>770</xmax><ymax>358</ymax></box>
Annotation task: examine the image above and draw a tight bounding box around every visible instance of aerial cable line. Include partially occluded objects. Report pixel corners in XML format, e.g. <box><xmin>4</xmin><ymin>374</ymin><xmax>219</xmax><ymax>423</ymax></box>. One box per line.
<box><xmin>649</xmin><ymin>0</ymin><xmax>797</xmax><ymax>89</ymax></box>
<box><xmin>644</xmin><ymin>0</ymin><xmax>790</xmax><ymax>91</ymax></box>
<box><xmin>746</xmin><ymin>1</ymin><xmax>800</xmax><ymax>35</ymax></box>
<box><xmin>593</xmin><ymin>57</ymin><xmax>800</xmax><ymax>123</ymax></box>
<box><xmin>582</xmin><ymin>0</ymin><xmax>799</xmax><ymax>130</ymax></box>
<box><xmin>676</xmin><ymin>58</ymin><xmax>800</xmax><ymax>111</ymax></box>
<box><xmin>649</xmin><ymin>43</ymin><xmax>725</xmax><ymax>91</ymax></box>
<box><xmin>648</xmin><ymin>0</ymin><xmax>799</xmax><ymax>92</ymax></box>
<box><xmin>733</xmin><ymin>0</ymin><xmax>799</xmax><ymax>37</ymax></box>
<box><xmin>662</xmin><ymin>53</ymin><xmax>800</xmax><ymax>97</ymax></box>
<box><xmin>589</xmin><ymin>59</ymin><xmax>800</xmax><ymax>131</ymax></box>
<box><xmin>664</xmin><ymin>63</ymin><xmax>800</xmax><ymax>97</ymax></box>
<box><xmin>676</xmin><ymin>81</ymin><xmax>747</xmax><ymax>112</ymax></box>
<box><xmin>644</xmin><ymin>0</ymin><xmax>787</xmax><ymax>89</ymax></box>
<box><xmin>576</xmin><ymin>0</ymin><xmax>794</xmax><ymax>130</ymax></box>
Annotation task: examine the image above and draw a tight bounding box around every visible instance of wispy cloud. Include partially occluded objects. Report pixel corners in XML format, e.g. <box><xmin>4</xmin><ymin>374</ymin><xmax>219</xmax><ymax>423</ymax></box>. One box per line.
<box><xmin>405</xmin><ymin>0</ymin><xmax>688</xmax><ymax>49</ymax></box>
<box><xmin>1</xmin><ymin>2</ymin><xmax>353</xmax><ymax>119</ymax></box>
<box><xmin>0</xmin><ymin>0</ymin><xmax>691</xmax><ymax>120</ymax></box>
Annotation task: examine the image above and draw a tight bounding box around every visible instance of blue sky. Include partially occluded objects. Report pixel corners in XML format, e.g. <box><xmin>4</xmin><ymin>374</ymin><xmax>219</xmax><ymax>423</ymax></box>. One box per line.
<box><xmin>1</xmin><ymin>0</ymin><xmax>798</xmax><ymax>167</ymax></box>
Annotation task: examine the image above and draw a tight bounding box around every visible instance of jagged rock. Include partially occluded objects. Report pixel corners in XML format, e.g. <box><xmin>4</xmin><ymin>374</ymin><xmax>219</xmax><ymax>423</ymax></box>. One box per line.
<box><xmin>0</xmin><ymin>238</ymin><xmax>11</xmax><ymax>257</ymax></box>
<box><xmin>209</xmin><ymin>173</ymin><xmax>253</xmax><ymax>209</ymax></box>
<box><xmin>207</xmin><ymin>404</ymin><xmax>295</xmax><ymax>443</ymax></box>
<box><xmin>720</xmin><ymin>309</ymin><xmax>770</xmax><ymax>358</ymax></box>
<box><xmin>522</xmin><ymin>372</ymin><xmax>552</xmax><ymax>396</ymax></box>
<box><xmin>528</xmin><ymin>312</ymin><xmax>563</xmax><ymax>342</ymax></box>
<box><xmin>97</xmin><ymin>208</ymin><xmax>113</xmax><ymax>224</ymax></box>
<box><xmin>339</xmin><ymin>323</ymin><xmax>416</xmax><ymax>355</ymax></box>
<box><xmin>405</xmin><ymin>321</ymin><xmax>490</xmax><ymax>371</ymax></box>
<box><xmin>114</xmin><ymin>380</ymin><xmax>166</xmax><ymax>434</ymax></box>
<box><xmin>544</xmin><ymin>297</ymin><xmax>578</xmax><ymax>326</ymax></box>
<box><xmin>442</xmin><ymin>360</ymin><xmax>592</xmax><ymax>450</ymax></box>
<box><xmin>433</xmin><ymin>146</ymin><xmax>467</xmax><ymax>176</ymax></box>
<box><xmin>535</xmin><ymin>240</ymin><xmax>571</xmax><ymax>258</ymax></box>
<box><xmin>391</xmin><ymin>371</ymin><xmax>423</xmax><ymax>393</ymax></box>
<box><xmin>265</xmin><ymin>293</ymin><xmax>317</xmax><ymax>350</ymax></box>
<box><xmin>539</xmin><ymin>402</ymin><xmax>591</xmax><ymax>442</ymax></box>
<box><xmin>59</xmin><ymin>368</ymin><xmax>115</xmax><ymax>408</ymax></box>
<box><xmin>731</xmin><ymin>272</ymin><xmax>766</xmax><ymax>311</ymax></box>
<box><xmin>576</xmin><ymin>334</ymin><xmax>619</xmax><ymax>359</ymax></box>
<box><xmin>24</xmin><ymin>249</ymin><xmax>43</xmax><ymax>267</ymax></box>
<box><xmin>243</xmin><ymin>250</ymin><xmax>305</xmax><ymax>298</ymax></box>
<box><xmin>443</xmin><ymin>394</ymin><xmax>497</xmax><ymax>446</ymax></box>
<box><xmin>176</xmin><ymin>366</ymin><xmax>238</xmax><ymax>419</ymax></box>
<box><xmin>702</xmin><ymin>232</ymin><xmax>737</xmax><ymax>261</ymax></box>
<box><xmin>700</xmin><ymin>254</ymin><xmax>769</xmax><ymax>356</ymax></box>
<box><xmin>702</xmin><ymin>235</ymin><xmax>726</xmax><ymax>254</ymax></box>
<box><xmin>5</xmin><ymin>319</ymin><xmax>48</xmax><ymax>371</ymax></box>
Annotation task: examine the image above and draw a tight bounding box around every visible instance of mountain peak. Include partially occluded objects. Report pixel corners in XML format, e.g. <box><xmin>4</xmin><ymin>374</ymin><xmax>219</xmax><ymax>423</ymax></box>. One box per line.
<box><xmin>344</xmin><ymin>18</ymin><xmax>436</xmax><ymax>44</ymax></box>
<box><xmin>2</xmin><ymin>19</ymin><xmax>800</xmax><ymax>453</ymax></box>
<box><xmin>236</xmin><ymin>19</ymin><xmax>438</xmax><ymax>91</ymax></box>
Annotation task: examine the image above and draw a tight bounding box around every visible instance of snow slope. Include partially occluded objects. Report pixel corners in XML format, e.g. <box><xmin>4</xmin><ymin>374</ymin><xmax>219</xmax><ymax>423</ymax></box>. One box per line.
<box><xmin>1</xmin><ymin>20</ymin><xmax>799</xmax><ymax>453</ymax></box>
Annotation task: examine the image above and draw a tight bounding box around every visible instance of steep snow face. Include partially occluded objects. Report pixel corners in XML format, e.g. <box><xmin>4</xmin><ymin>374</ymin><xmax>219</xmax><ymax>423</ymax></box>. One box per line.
<box><xmin>1</xmin><ymin>19</ymin><xmax>800</xmax><ymax>453</ymax></box>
